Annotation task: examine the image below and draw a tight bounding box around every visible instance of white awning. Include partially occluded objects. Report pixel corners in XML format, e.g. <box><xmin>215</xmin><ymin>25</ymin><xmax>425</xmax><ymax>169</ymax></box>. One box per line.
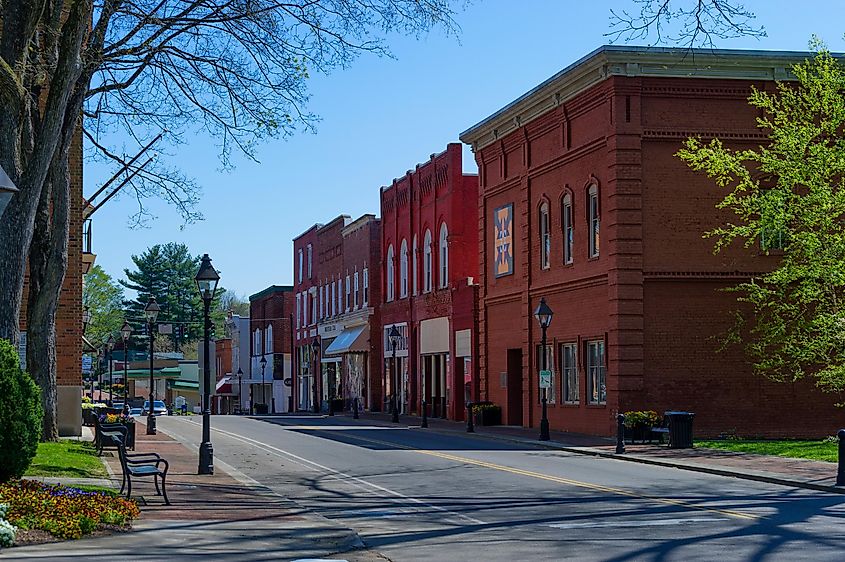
<box><xmin>324</xmin><ymin>325</ymin><xmax>369</xmax><ymax>355</ymax></box>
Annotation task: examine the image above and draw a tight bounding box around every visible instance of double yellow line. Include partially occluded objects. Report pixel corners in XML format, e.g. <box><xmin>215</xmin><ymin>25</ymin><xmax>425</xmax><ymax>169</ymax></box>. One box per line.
<box><xmin>293</xmin><ymin>425</ymin><xmax>760</xmax><ymax>522</ymax></box>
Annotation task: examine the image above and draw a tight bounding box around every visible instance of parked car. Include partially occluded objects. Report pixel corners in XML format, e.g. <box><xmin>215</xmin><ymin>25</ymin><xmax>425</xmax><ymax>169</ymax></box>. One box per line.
<box><xmin>129</xmin><ymin>407</ymin><xmax>143</xmax><ymax>417</ymax></box>
<box><xmin>142</xmin><ymin>400</ymin><xmax>168</xmax><ymax>416</ymax></box>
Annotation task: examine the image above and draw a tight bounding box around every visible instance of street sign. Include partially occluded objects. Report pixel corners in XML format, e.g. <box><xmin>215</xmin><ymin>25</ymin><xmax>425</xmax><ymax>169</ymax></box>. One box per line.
<box><xmin>539</xmin><ymin>370</ymin><xmax>551</xmax><ymax>389</ymax></box>
<box><xmin>158</xmin><ymin>323</ymin><xmax>173</xmax><ymax>334</ymax></box>
<box><xmin>82</xmin><ymin>355</ymin><xmax>93</xmax><ymax>374</ymax></box>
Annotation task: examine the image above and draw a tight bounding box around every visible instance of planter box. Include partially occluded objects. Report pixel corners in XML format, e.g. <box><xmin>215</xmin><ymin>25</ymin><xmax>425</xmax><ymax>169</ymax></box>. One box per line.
<box><xmin>624</xmin><ymin>425</ymin><xmax>651</xmax><ymax>444</ymax></box>
<box><xmin>474</xmin><ymin>408</ymin><xmax>502</xmax><ymax>426</ymax></box>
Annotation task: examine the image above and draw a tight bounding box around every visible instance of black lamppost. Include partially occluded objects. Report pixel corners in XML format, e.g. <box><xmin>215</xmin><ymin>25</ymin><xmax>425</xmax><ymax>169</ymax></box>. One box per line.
<box><xmin>259</xmin><ymin>355</ymin><xmax>267</xmax><ymax>413</ymax></box>
<box><xmin>106</xmin><ymin>335</ymin><xmax>114</xmax><ymax>406</ymax></box>
<box><xmin>0</xmin><ymin>163</ymin><xmax>19</xmax><ymax>218</ymax></box>
<box><xmin>121</xmin><ymin>321</ymin><xmax>132</xmax><ymax>412</ymax></box>
<box><xmin>82</xmin><ymin>307</ymin><xmax>91</xmax><ymax>397</ymax></box>
<box><xmin>144</xmin><ymin>297</ymin><xmax>160</xmax><ymax>435</ymax></box>
<box><xmin>237</xmin><ymin>367</ymin><xmax>243</xmax><ymax>414</ymax></box>
<box><xmin>311</xmin><ymin>338</ymin><xmax>320</xmax><ymax>414</ymax></box>
<box><xmin>534</xmin><ymin>297</ymin><xmax>553</xmax><ymax>441</ymax></box>
<box><xmin>389</xmin><ymin>326</ymin><xmax>401</xmax><ymax>424</ymax></box>
<box><xmin>195</xmin><ymin>253</ymin><xmax>220</xmax><ymax>475</ymax></box>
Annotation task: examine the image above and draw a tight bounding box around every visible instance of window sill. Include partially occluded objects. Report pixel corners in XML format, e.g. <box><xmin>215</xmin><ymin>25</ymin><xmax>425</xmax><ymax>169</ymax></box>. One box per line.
<box><xmin>560</xmin><ymin>402</ymin><xmax>580</xmax><ymax>407</ymax></box>
<box><xmin>586</xmin><ymin>403</ymin><xmax>607</xmax><ymax>408</ymax></box>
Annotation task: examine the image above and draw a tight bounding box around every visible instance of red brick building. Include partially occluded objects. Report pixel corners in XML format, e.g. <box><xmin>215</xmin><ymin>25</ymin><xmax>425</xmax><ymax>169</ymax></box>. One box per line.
<box><xmin>460</xmin><ymin>46</ymin><xmax>844</xmax><ymax>438</ymax></box>
<box><xmin>248</xmin><ymin>285</ymin><xmax>294</xmax><ymax>413</ymax></box>
<box><xmin>379</xmin><ymin>144</ymin><xmax>479</xmax><ymax>421</ymax></box>
<box><xmin>293</xmin><ymin>224</ymin><xmax>320</xmax><ymax>411</ymax></box>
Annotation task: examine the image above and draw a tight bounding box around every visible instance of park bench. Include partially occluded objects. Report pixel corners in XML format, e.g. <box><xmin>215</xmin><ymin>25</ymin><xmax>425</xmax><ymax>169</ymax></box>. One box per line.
<box><xmin>116</xmin><ymin>439</ymin><xmax>171</xmax><ymax>505</ymax></box>
<box><xmin>94</xmin><ymin>418</ymin><xmax>129</xmax><ymax>456</ymax></box>
<box><xmin>650</xmin><ymin>417</ymin><xmax>670</xmax><ymax>444</ymax></box>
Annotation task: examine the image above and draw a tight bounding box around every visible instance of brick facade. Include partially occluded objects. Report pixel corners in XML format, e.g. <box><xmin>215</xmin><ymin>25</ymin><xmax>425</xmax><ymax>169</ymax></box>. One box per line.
<box><xmin>292</xmin><ymin>225</ymin><xmax>322</xmax><ymax>411</ymax></box>
<box><xmin>379</xmin><ymin>143</ymin><xmax>479</xmax><ymax>421</ymax></box>
<box><xmin>461</xmin><ymin>46</ymin><xmax>843</xmax><ymax>438</ymax></box>
<box><xmin>248</xmin><ymin>285</ymin><xmax>294</xmax><ymax>413</ymax></box>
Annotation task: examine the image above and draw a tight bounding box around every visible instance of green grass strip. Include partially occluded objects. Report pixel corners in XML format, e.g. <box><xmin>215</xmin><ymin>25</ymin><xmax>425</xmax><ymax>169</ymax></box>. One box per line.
<box><xmin>696</xmin><ymin>439</ymin><xmax>838</xmax><ymax>463</ymax></box>
<box><xmin>24</xmin><ymin>441</ymin><xmax>109</xmax><ymax>478</ymax></box>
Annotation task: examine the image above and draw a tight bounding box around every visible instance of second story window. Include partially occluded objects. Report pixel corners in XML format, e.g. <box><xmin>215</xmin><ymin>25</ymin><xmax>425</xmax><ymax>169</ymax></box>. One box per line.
<box><xmin>588</xmin><ymin>184</ymin><xmax>600</xmax><ymax>258</ymax></box>
<box><xmin>386</xmin><ymin>244</ymin><xmax>395</xmax><ymax>302</ymax></box>
<box><xmin>298</xmin><ymin>249</ymin><xmax>303</xmax><ymax>283</ymax></box>
<box><xmin>354</xmin><ymin>271</ymin><xmax>359</xmax><ymax>308</ymax></box>
<box><xmin>311</xmin><ymin>290</ymin><xmax>317</xmax><ymax>325</ymax></box>
<box><xmin>423</xmin><ymin>229</ymin><xmax>432</xmax><ymax>293</ymax></box>
<box><xmin>539</xmin><ymin>201</ymin><xmax>550</xmax><ymax>270</ymax></box>
<box><xmin>363</xmin><ymin>268</ymin><xmax>369</xmax><ymax>305</ymax></box>
<box><xmin>562</xmin><ymin>193</ymin><xmax>573</xmax><ymax>264</ymax></box>
<box><xmin>439</xmin><ymin>223</ymin><xmax>449</xmax><ymax>288</ymax></box>
<box><xmin>412</xmin><ymin>235</ymin><xmax>418</xmax><ymax>295</ymax></box>
<box><xmin>253</xmin><ymin>328</ymin><xmax>261</xmax><ymax>355</ymax></box>
<box><xmin>295</xmin><ymin>294</ymin><xmax>301</xmax><ymax>329</ymax></box>
<box><xmin>331</xmin><ymin>281</ymin><xmax>337</xmax><ymax>316</ymax></box>
<box><xmin>400</xmin><ymin>239</ymin><xmax>409</xmax><ymax>298</ymax></box>
<box><xmin>265</xmin><ymin>325</ymin><xmax>273</xmax><ymax>354</ymax></box>
<box><xmin>345</xmin><ymin>275</ymin><xmax>351</xmax><ymax>312</ymax></box>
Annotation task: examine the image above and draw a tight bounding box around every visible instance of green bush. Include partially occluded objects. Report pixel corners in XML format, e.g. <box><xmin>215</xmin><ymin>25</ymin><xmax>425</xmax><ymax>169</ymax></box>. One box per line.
<box><xmin>622</xmin><ymin>410</ymin><xmax>660</xmax><ymax>429</ymax></box>
<box><xmin>0</xmin><ymin>340</ymin><xmax>44</xmax><ymax>482</ymax></box>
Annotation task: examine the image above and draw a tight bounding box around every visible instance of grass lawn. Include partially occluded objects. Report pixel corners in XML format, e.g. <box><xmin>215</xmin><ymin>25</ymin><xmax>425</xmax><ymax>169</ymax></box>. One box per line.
<box><xmin>696</xmin><ymin>439</ymin><xmax>838</xmax><ymax>463</ymax></box>
<box><xmin>24</xmin><ymin>441</ymin><xmax>109</xmax><ymax>478</ymax></box>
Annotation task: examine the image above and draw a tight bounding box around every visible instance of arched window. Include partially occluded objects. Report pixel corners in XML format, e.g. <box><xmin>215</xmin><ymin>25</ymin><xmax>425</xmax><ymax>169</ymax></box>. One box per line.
<box><xmin>412</xmin><ymin>235</ymin><xmax>418</xmax><ymax>295</ymax></box>
<box><xmin>253</xmin><ymin>329</ymin><xmax>261</xmax><ymax>356</ymax></box>
<box><xmin>265</xmin><ymin>325</ymin><xmax>273</xmax><ymax>354</ymax></box>
<box><xmin>539</xmin><ymin>201</ymin><xmax>550</xmax><ymax>270</ymax></box>
<box><xmin>588</xmin><ymin>185</ymin><xmax>599</xmax><ymax>258</ymax></box>
<box><xmin>400</xmin><ymin>239</ymin><xmax>409</xmax><ymax>298</ymax></box>
<box><xmin>439</xmin><ymin>223</ymin><xmax>449</xmax><ymax>288</ymax></box>
<box><xmin>386</xmin><ymin>244</ymin><xmax>395</xmax><ymax>302</ymax></box>
<box><xmin>562</xmin><ymin>193</ymin><xmax>573</xmax><ymax>264</ymax></box>
<box><xmin>423</xmin><ymin>229</ymin><xmax>433</xmax><ymax>293</ymax></box>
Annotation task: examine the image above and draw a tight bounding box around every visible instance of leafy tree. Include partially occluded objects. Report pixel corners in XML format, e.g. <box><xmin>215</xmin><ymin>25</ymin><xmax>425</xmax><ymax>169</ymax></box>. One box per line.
<box><xmin>122</xmin><ymin>243</ymin><xmax>204</xmax><ymax>349</ymax></box>
<box><xmin>677</xmin><ymin>49</ymin><xmax>845</xmax><ymax>394</ymax></box>
<box><xmin>0</xmin><ymin>340</ymin><xmax>43</xmax><ymax>481</ymax></box>
<box><xmin>0</xmin><ymin>0</ymin><xmax>457</xmax><ymax>439</ymax></box>
<box><xmin>82</xmin><ymin>265</ymin><xmax>125</xmax><ymax>348</ymax></box>
<box><xmin>218</xmin><ymin>290</ymin><xmax>250</xmax><ymax>317</ymax></box>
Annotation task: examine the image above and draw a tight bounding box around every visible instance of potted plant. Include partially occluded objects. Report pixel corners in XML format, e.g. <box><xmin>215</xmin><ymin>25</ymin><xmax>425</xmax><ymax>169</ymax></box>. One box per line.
<box><xmin>472</xmin><ymin>402</ymin><xmax>502</xmax><ymax>426</ymax></box>
<box><xmin>81</xmin><ymin>402</ymin><xmax>107</xmax><ymax>426</ymax></box>
<box><xmin>622</xmin><ymin>410</ymin><xmax>660</xmax><ymax>443</ymax></box>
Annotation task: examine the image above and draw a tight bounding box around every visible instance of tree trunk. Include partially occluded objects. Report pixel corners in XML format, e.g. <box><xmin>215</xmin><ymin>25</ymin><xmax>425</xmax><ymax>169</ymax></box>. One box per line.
<box><xmin>27</xmin><ymin>148</ymin><xmax>70</xmax><ymax>441</ymax></box>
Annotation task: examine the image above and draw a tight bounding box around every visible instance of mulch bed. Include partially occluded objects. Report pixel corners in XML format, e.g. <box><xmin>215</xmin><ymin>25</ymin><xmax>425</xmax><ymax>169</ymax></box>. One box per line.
<box><xmin>13</xmin><ymin>525</ymin><xmax>132</xmax><ymax>547</ymax></box>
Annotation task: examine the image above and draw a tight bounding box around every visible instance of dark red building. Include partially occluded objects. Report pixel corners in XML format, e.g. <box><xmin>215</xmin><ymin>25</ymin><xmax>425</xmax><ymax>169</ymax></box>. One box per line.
<box><xmin>461</xmin><ymin>46</ymin><xmax>843</xmax><ymax>438</ymax></box>
<box><xmin>379</xmin><ymin>143</ymin><xmax>479</xmax><ymax>421</ymax></box>
<box><xmin>248</xmin><ymin>285</ymin><xmax>294</xmax><ymax>413</ymax></box>
<box><xmin>293</xmin><ymin>224</ymin><xmax>322</xmax><ymax>411</ymax></box>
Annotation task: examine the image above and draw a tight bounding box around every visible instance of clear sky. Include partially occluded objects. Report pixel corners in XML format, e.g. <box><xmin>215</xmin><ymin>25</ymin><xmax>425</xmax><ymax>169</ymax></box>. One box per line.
<box><xmin>86</xmin><ymin>0</ymin><xmax>845</xmax><ymax>298</ymax></box>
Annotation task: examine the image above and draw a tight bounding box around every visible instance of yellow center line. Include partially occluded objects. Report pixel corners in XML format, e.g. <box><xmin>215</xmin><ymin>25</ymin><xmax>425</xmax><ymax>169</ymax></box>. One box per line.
<box><xmin>292</xmin><ymin>425</ymin><xmax>761</xmax><ymax>522</ymax></box>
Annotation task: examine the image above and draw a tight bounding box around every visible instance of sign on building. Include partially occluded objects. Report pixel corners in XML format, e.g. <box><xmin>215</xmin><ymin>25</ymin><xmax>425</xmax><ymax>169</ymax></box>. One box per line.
<box><xmin>539</xmin><ymin>370</ymin><xmax>551</xmax><ymax>389</ymax></box>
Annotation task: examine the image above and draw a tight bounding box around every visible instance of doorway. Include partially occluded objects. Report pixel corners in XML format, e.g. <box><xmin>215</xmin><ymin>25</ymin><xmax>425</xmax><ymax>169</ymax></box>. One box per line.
<box><xmin>506</xmin><ymin>348</ymin><xmax>523</xmax><ymax>425</ymax></box>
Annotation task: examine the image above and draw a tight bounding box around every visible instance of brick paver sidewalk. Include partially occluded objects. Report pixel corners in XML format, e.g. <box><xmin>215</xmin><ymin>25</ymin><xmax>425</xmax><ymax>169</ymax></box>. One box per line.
<box><xmin>342</xmin><ymin>411</ymin><xmax>843</xmax><ymax>493</ymax></box>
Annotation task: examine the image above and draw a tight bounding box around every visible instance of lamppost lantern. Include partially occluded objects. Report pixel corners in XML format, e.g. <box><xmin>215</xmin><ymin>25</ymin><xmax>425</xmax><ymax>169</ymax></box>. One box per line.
<box><xmin>0</xmin><ymin>163</ymin><xmax>19</xmax><ymax>218</ymax></box>
<box><xmin>144</xmin><ymin>297</ymin><xmax>161</xmax><ymax>323</ymax></box>
<box><xmin>195</xmin><ymin>253</ymin><xmax>220</xmax><ymax>303</ymax></box>
<box><xmin>121</xmin><ymin>320</ymin><xmax>132</xmax><ymax>342</ymax></box>
<box><xmin>534</xmin><ymin>297</ymin><xmax>553</xmax><ymax>441</ymax></box>
<box><xmin>195</xmin><ymin>253</ymin><xmax>218</xmax><ymax>475</ymax></box>
<box><xmin>388</xmin><ymin>325</ymin><xmax>401</xmax><ymax>348</ymax></box>
<box><xmin>533</xmin><ymin>297</ymin><xmax>554</xmax><ymax>329</ymax></box>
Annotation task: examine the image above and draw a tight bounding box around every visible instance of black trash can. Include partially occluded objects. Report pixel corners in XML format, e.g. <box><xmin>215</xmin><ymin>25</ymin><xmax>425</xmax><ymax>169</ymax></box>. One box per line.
<box><xmin>665</xmin><ymin>411</ymin><xmax>695</xmax><ymax>449</ymax></box>
<box><xmin>254</xmin><ymin>403</ymin><xmax>269</xmax><ymax>415</ymax></box>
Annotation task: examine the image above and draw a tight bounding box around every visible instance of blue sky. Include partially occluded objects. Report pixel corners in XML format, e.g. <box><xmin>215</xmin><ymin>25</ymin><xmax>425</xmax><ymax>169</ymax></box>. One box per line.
<box><xmin>87</xmin><ymin>0</ymin><xmax>845</xmax><ymax>298</ymax></box>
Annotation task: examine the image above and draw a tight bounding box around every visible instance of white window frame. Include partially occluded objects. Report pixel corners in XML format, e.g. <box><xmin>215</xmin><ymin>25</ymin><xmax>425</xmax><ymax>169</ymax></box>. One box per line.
<box><xmin>412</xmin><ymin>235</ymin><xmax>418</xmax><ymax>296</ymax></box>
<box><xmin>311</xmin><ymin>289</ymin><xmax>317</xmax><ymax>325</ymax></box>
<box><xmin>539</xmin><ymin>201</ymin><xmax>550</xmax><ymax>270</ymax></box>
<box><xmin>400</xmin><ymin>239</ymin><xmax>409</xmax><ymax>298</ymax></box>
<box><xmin>587</xmin><ymin>339</ymin><xmax>606</xmax><ymax>404</ymax></box>
<box><xmin>331</xmin><ymin>281</ymin><xmax>337</xmax><ymax>317</ymax></box>
<box><xmin>439</xmin><ymin>223</ymin><xmax>449</xmax><ymax>288</ymax></box>
<box><xmin>345</xmin><ymin>275</ymin><xmax>351</xmax><ymax>312</ymax></box>
<box><xmin>386</xmin><ymin>244</ymin><xmax>395</xmax><ymax>302</ymax></box>
<box><xmin>354</xmin><ymin>271</ymin><xmax>359</xmax><ymax>309</ymax></box>
<box><xmin>298</xmin><ymin>249</ymin><xmax>303</xmax><ymax>283</ymax></box>
<box><xmin>588</xmin><ymin>185</ymin><xmax>600</xmax><ymax>258</ymax></box>
<box><xmin>363</xmin><ymin>268</ymin><xmax>369</xmax><ymax>306</ymax></box>
<box><xmin>423</xmin><ymin>230</ymin><xmax>432</xmax><ymax>293</ymax></box>
<box><xmin>253</xmin><ymin>328</ymin><xmax>261</xmax><ymax>355</ymax></box>
<box><xmin>561</xmin><ymin>342</ymin><xmax>578</xmax><ymax>403</ymax></box>
<box><xmin>265</xmin><ymin>325</ymin><xmax>273</xmax><ymax>354</ymax></box>
<box><xmin>563</xmin><ymin>194</ymin><xmax>573</xmax><ymax>265</ymax></box>
<box><xmin>306</xmin><ymin>244</ymin><xmax>312</xmax><ymax>278</ymax></box>
<box><xmin>295</xmin><ymin>294</ymin><xmax>301</xmax><ymax>329</ymax></box>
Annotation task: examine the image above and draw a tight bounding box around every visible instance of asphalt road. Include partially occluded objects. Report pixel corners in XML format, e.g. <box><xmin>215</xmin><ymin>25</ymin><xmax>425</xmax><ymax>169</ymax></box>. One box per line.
<box><xmin>157</xmin><ymin>415</ymin><xmax>845</xmax><ymax>561</ymax></box>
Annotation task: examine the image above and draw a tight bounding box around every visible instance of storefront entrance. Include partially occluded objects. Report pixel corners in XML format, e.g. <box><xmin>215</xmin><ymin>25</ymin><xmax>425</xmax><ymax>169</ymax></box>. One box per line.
<box><xmin>422</xmin><ymin>353</ymin><xmax>449</xmax><ymax>418</ymax></box>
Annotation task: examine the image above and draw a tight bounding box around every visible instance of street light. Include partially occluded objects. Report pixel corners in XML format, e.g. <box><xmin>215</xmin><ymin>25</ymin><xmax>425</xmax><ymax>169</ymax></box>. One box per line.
<box><xmin>144</xmin><ymin>297</ymin><xmax>160</xmax><ymax>435</ymax></box>
<box><xmin>195</xmin><ymin>253</ymin><xmax>219</xmax><ymax>475</ymax></box>
<box><xmin>534</xmin><ymin>297</ymin><xmax>553</xmax><ymax>441</ymax></box>
<box><xmin>0</xmin><ymin>163</ymin><xmax>19</xmax><ymax>218</ymax></box>
<box><xmin>311</xmin><ymin>338</ymin><xmax>320</xmax><ymax>414</ymax></box>
<box><xmin>237</xmin><ymin>367</ymin><xmax>243</xmax><ymax>415</ymax></box>
<box><xmin>121</xmin><ymin>320</ymin><xmax>132</xmax><ymax>412</ymax></box>
<box><xmin>388</xmin><ymin>325</ymin><xmax>401</xmax><ymax>424</ymax></box>
<box><xmin>106</xmin><ymin>335</ymin><xmax>114</xmax><ymax>406</ymax></box>
<box><xmin>259</xmin><ymin>355</ymin><xmax>267</xmax><ymax>414</ymax></box>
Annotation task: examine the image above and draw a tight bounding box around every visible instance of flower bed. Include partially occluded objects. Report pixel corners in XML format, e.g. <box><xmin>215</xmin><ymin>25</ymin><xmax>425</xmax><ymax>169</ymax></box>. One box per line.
<box><xmin>0</xmin><ymin>480</ymin><xmax>139</xmax><ymax>545</ymax></box>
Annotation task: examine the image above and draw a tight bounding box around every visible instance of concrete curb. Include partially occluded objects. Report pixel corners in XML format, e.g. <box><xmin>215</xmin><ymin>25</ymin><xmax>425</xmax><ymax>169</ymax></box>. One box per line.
<box><xmin>345</xmin><ymin>414</ymin><xmax>845</xmax><ymax>496</ymax></box>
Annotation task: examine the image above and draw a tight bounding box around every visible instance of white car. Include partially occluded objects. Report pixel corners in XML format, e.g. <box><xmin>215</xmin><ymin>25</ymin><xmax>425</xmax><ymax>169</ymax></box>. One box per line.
<box><xmin>142</xmin><ymin>400</ymin><xmax>168</xmax><ymax>416</ymax></box>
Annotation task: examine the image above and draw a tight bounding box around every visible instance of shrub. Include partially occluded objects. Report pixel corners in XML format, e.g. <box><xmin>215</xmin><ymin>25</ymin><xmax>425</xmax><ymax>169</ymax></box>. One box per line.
<box><xmin>0</xmin><ymin>340</ymin><xmax>43</xmax><ymax>482</ymax></box>
<box><xmin>622</xmin><ymin>410</ymin><xmax>660</xmax><ymax>429</ymax></box>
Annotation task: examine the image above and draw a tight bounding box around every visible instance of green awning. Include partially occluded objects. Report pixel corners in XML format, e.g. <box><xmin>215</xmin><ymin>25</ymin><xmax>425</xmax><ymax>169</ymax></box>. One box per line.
<box><xmin>170</xmin><ymin>380</ymin><xmax>199</xmax><ymax>390</ymax></box>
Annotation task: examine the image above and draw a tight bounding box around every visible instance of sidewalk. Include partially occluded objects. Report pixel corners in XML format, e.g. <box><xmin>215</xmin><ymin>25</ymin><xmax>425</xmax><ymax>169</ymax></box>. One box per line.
<box><xmin>349</xmin><ymin>411</ymin><xmax>845</xmax><ymax>494</ymax></box>
<box><xmin>6</xmin><ymin>419</ymin><xmax>374</xmax><ymax>562</ymax></box>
